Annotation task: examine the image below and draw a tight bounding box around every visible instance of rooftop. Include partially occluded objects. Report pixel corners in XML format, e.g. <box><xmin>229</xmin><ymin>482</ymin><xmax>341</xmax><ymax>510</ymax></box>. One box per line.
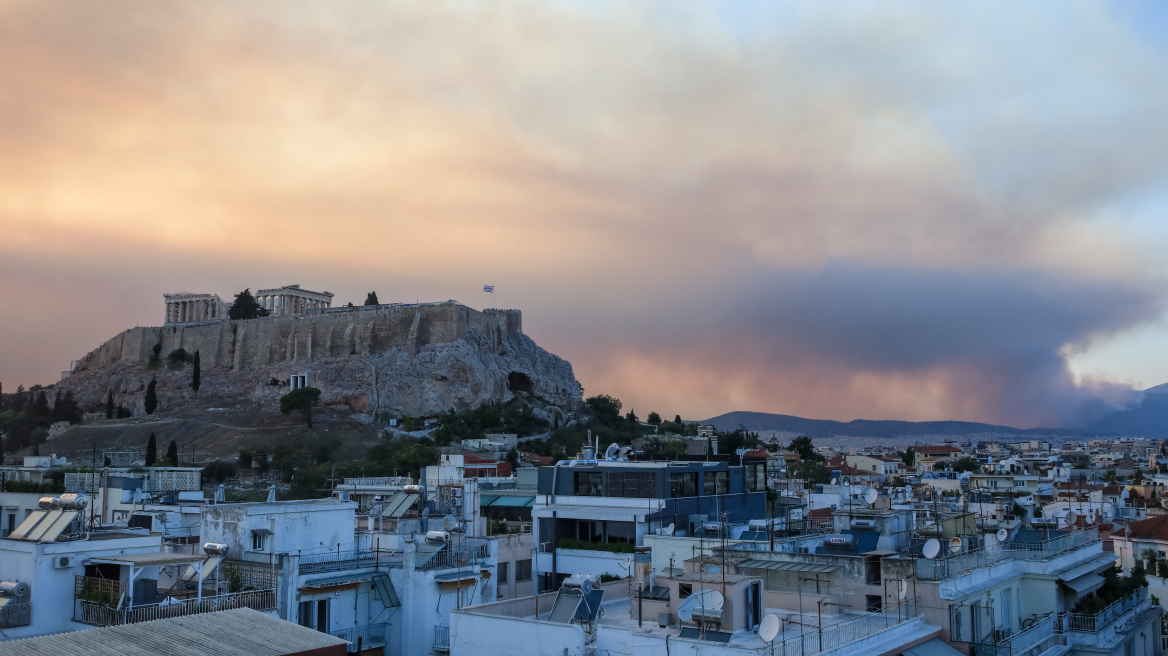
<box><xmin>0</xmin><ymin>608</ymin><xmax>347</xmax><ymax>656</ymax></box>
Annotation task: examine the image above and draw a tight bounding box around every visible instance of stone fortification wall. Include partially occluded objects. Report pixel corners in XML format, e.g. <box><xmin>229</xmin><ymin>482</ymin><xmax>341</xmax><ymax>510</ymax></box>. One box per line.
<box><xmin>60</xmin><ymin>303</ymin><xmax>580</xmax><ymax>418</ymax></box>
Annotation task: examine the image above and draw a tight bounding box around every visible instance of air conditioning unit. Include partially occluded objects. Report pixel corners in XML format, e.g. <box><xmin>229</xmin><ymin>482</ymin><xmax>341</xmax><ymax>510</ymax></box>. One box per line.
<box><xmin>53</xmin><ymin>555</ymin><xmax>74</xmax><ymax>569</ymax></box>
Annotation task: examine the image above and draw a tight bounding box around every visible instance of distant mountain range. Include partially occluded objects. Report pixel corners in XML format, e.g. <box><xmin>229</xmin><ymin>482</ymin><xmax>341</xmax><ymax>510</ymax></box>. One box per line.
<box><xmin>702</xmin><ymin>383</ymin><xmax>1168</xmax><ymax>439</ymax></box>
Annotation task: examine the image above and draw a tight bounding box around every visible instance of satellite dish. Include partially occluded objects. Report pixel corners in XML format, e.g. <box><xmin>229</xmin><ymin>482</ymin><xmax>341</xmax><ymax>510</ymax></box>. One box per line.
<box><xmin>958</xmin><ymin>494</ymin><xmax>965</xmax><ymax>507</ymax></box>
<box><xmin>442</xmin><ymin>514</ymin><xmax>459</xmax><ymax>531</ymax></box>
<box><xmin>864</xmin><ymin>489</ymin><xmax>878</xmax><ymax>505</ymax></box>
<box><xmin>949</xmin><ymin>537</ymin><xmax>962</xmax><ymax>554</ymax></box>
<box><xmin>1067</xmin><ymin>511</ymin><xmax>1079</xmax><ymax>526</ymax></box>
<box><xmin>677</xmin><ymin>590</ymin><xmax>725</xmax><ymax>623</ymax></box>
<box><xmin>830</xmin><ymin>478</ymin><xmax>838</xmax><ymax>485</ymax></box>
<box><xmin>663</xmin><ymin>523</ymin><xmax>675</xmax><ymax>536</ymax></box>
<box><xmin>996</xmin><ymin>528</ymin><xmax>1008</xmax><ymax>542</ymax></box>
<box><xmin>898</xmin><ymin>580</ymin><xmax>908</xmax><ymax>600</ymax></box>
<box><xmin>759</xmin><ymin>614</ymin><xmax>780</xmax><ymax>642</ymax></box>
<box><xmin>922</xmin><ymin>539</ymin><xmax>940</xmax><ymax>560</ymax></box>
<box><xmin>605</xmin><ymin>443</ymin><xmax>620</xmax><ymax>460</ymax></box>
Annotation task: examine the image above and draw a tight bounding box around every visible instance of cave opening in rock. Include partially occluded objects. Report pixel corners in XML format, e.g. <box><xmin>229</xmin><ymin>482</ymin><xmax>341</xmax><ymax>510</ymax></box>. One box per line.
<box><xmin>507</xmin><ymin>371</ymin><xmax>533</xmax><ymax>393</ymax></box>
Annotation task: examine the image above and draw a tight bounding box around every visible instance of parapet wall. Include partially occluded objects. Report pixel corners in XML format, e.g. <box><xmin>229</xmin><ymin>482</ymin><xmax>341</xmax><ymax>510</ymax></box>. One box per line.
<box><xmin>78</xmin><ymin>303</ymin><xmax>524</xmax><ymax>371</ymax></box>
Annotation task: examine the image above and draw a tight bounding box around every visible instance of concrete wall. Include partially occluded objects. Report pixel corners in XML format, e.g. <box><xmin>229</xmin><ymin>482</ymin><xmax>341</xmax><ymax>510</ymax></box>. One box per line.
<box><xmin>201</xmin><ymin>499</ymin><xmax>358</xmax><ymax>560</ymax></box>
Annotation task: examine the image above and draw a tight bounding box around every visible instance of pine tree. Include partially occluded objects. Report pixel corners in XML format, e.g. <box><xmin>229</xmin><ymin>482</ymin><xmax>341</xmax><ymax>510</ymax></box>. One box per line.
<box><xmin>191</xmin><ymin>351</ymin><xmax>201</xmax><ymax>398</ymax></box>
<box><xmin>145</xmin><ymin>433</ymin><xmax>157</xmax><ymax>466</ymax></box>
<box><xmin>364</xmin><ymin>291</ymin><xmax>379</xmax><ymax>306</ymax></box>
<box><xmin>674</xmin><ymin>415</ymin><xmax>682</xmax><ymax>424</ymax></box>
<box><xmin>167</xmin><ymin>440</ymin><xmax>178</xmax><ymax>466</ymax></box>
<box><xmin>144</xmin><ymin>378</ymin><xmax>158</xmax><ymax>415</ymax></box>
<box><xmin>106</xmin><ymin>390</ymin><xmax>114</xmax><ymax>419</ymax></box>
<box><xmin>32</xmin><ymin>391</ymin><xmax>50</xmax><ymax>418</ymax></box>
<box><xmin>228</xmin><ymin>289</ymin><xmax>270</xmax><ymax>320</ymax></box>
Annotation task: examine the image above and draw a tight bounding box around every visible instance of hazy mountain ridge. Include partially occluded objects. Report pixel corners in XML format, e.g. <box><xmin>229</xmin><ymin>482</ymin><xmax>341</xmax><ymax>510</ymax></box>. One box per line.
<box><xmin>703</xmin><ymin>382</ymin><xmax>1168</xmax><ymax>439</ymax></box>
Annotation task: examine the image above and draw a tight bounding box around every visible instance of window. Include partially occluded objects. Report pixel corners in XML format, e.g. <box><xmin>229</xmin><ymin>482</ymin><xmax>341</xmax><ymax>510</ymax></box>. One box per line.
<box><xmin>866</xmin><ymin>595</ymin><xmax>882</xmax><ymax>612</ymax></box>
<box><xmin>670</xmin><ymin>472</ymin><xmax>698</xmax><ymax>498</ymax></box>
<box><xmin>678</xmin><ymin>583</ymin><xmax>693</xmax><ymax>598</ymax></box>
<box><xmin>298</xmin><ymin>601</ymin><xmax>313</xmax><ymax>628</ymax></box>
<box><xmin>515</xmin><ymin>559</ymin><xmax>532</xmax><ymax>582</ymax></box>
<box><xmin>316</xmin><ymin>599</ymin><xmax>329</xmax><ymax>633</ymax></box>
<box><xmin>704</xmin><ymin>471</ymin><xmax>728</xmax><ymax>496</ymax></box>
<box><xmin>606</xmin><ymin>472</ymin><xmax>655</xmax><ymax>498</ymax></box>
<box><xmin>251</xmin><ymin>531</ymin><xmax>267</xmax><ymax>551</ymax></box>
<box><xmin>498</xmin><ymin>561</ymin><xmax>509</xmax><ymax>585</ymax></box>
<box><xmin>865</xmin><ymin>557</ymin><xmax>881</xmax><ymax>585</ymax></box>
<box><xmin>575</xmin><ymin>472</ymin><xmax>602</xmax><ymax>496</ymax></box>
<box><xmin>744</xmin><ymin>464</ymin><xmax>766</xmax><ymax>492</ymax></box>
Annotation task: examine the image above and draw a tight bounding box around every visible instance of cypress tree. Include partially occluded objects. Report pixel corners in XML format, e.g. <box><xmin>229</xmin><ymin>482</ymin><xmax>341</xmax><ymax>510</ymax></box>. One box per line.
<box><xmin>106</xmin><ymin>390</ymin><xmax>114</xmax><ymax>419</ymax></box>
<box><xmin>12</xmin><ymin>386</ymin><xmax>25</xmax><ymax>413</ymax></box>
<box><xmin>32</xmin><ymin>391</ymin><xmax>50</xmax><ymax>418</ymax></box>
<box><xmin>167</xmin><ymin>440</ymin><xmax>178</xmax><ymax>466</ymax></box>
<box><xmin>0</xmin><ymin>381</ymin><xmax>4</xmax><ymax>411</ymax></box>
<box><xmin>364</xmin><ymin>291</ymin><xmax>379</xmax><ymax>306</ymax></box>
<box><xmin>144</xmin><ymin>378</ymin><xmax>158</xmax><ymax>415</ymax></box>
<box><xmin>145</xmin><ymin>432</ymin><xmax>157</xmax><ymax>466</ymax></box>
<box><xmin>191</xmin><ymin>351</ymin><xmax>201</xmax><ymax>398</ymax></box>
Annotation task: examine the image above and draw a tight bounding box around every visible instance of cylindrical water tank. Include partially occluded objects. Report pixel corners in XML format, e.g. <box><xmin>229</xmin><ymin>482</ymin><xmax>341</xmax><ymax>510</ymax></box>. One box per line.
<box><xmin>203</xmin><ymin>542</ymin><xmax>230</xmax><ymax>556</ymax></box>
<box><xmin>59</xmin><ymin>493</ymin><xmax>88</xmax><ymax>510</ymax></box>
<box><xmin>38</xmin><ymin>496</ymin><xmax>60</xmax><ymax>510</ymax></box>
<box><xmin>0</xmin><ymin>581</ymin><xmax>29</xmax><ymax>598</ymax></box>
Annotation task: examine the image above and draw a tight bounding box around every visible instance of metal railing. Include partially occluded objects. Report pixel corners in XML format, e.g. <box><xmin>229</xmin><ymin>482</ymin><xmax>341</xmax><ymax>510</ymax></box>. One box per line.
<box><xmin>0</xmin><ymin>602</ymin><xmax>31</xmax><ymax>628</ymax></box>
<box><xmin>479</xmin><ymin>482</ymin><xmax>538</xmax><ymax>493</ymax></box>
<box><xmin>343</xmin><ymin>477</ymin><xmax>415</xmax><ymax>486</ymax></box>
<box><xmin>77</xmin><ymin>589</ymin><xmax>276</xmax><ymax>626</ymax></box>
<box><xmin>419</xmin><ymin>541</ymin><xmax>491</xmax><ymax>571</ymax></box>
<box><xmin>1004</xmin><ymin>527</ymin><xmax>1099</xmax><ymax>560</ymax></box>
<box><xmin>769</xmin><ymin>597</ymin><xmax>920</xmax><ymax>655</ymax></box>
<box><xmin>1062</xmin><ymin>587</ymin><xmax>1147</xmax><ymax>633</ymax></box>
<box><xmin>331</xmin><ymin>624</ymin><xmax>388</xmax><ymax>651</ymax></box>
<box><xmin>299</xmin><ymin>548</ymin><xmax>403</xmax><ymax>574</ymax></box>
<box><xmin>434</xmin><ymin>625</ymin><xmax>450</xmax><ymax>652</ymax></box>
<box><xmin>973</xmin><ymin>615</ymin><xmax>1056</xmax><ymax>656</ymax></box>
<box><xmin>220</xmin><ymin>559</ymin><xmax>280</xmax><ymax>590</ymax></box>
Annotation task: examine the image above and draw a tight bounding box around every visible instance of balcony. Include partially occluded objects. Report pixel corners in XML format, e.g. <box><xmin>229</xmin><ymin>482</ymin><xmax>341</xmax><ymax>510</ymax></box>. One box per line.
<box><xmin>917</xmin><ymin>528</ymin><xmax>1100</xmax><ymax>581</ymax></box>
<box><xmin>0</xmin><ymin>603</ymin><xmax>31</xmax><ymax>628</ymax></box>
<box><xmin>76</xmin><ymin>589</ymin><xmax>277</xmax><ymax>626</ymax></box>
<box><xmin>418</xmin><ymin>540</ymin><xmax>490</xmax><ymax>571</ymax></box>
<box><xmin>769</xmin><ymin>597</ymin><xmax>921</xmax><ymax>655</ymax></box>
<box><xmin>434</xmin><ymin>625</ymin><xmax>450</xmax><ymax>654</ymax></box>
<box><xmin>1062</xmin><ymin>587</ymin><xmax>1148</xmax><ymax>633</ymax></box>
<box><xmin>330</xmin><ymin>624</ymin><xmax>387</xmax><ymax>653</ymax></box>
<box><xmin>968</xmin><ymin>589</ymin><xmax>1150</xmax><ymax>656</ymax></box>
<box><xmin>299</xmin><ymin>548</ymin><xmax>403</xmax><ymax>575</ymax></box>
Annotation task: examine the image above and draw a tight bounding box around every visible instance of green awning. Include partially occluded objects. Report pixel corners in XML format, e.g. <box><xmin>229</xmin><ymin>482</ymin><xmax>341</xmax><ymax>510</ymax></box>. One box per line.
<box><xmin>489</xmin><ymin>496</ymin><xmax>535</xmax><ymax>508</ymax></box>
<box><xmin>479</xmin><ymin>495</ymin><xmax>499</xmax><ymax>507</ymax></box>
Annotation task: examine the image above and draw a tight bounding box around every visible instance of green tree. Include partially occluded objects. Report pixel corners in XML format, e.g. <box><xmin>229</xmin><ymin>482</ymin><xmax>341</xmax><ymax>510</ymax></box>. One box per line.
<box><xmin>145</xmin><ymin>433</ymin><xmax>157</xmax><ymax>466</ymax></box>
<box><xmin>106</xmin><ymin>390</ymin><xmax>114</xmax><ymax>420</ymax></box>
<box><xmin>506</xmin><ymin>447</ymin><xmax>519</xmax><ymax>471</ymax></box>
<box><xmin>664</xmin><ymin>441</ymin><xmax>688</xmax><ymax>458</ymax></box>
<box><xmin>586</xmin><ymin>395</ymin><xmax>622</xmax><ymax>419</ymax></box>
<box><xmin>625</xmin><ymin>409</ymin><xmax>638</xmax><ymax>424</ymax></box>
<box><xmin>788</xmin><ymin>436</ymin><xmax>820</xmax><ymax>462</ymax></box>
<box><xmin>167</xmin><ymin>440</ymin><xmax>178</xmax><ymax>466</ymax></box>
<box><xmin>280</xmin><ymin>387</ymin><xmax>321</xmax><ymax>428</ymax></box>
<box><xmin>32</xmin><ymin>391</ymin><xmax>50</xmax><ymax>418</ymax></box>
<box><xmin>792</xmin><ymin>458</ymin><xmax>831</xmax><ymax>484</ymax></box>
<box><xmin>898</xmin><ymin>449</ymin><xmax>915</xmax><ymax>467</ymax></box>
<box><xmin>647</xmin><ymin>412</ymin><xmax>662</xmax><ymax>425</ymax></box>
<box><xmin>238</xmin><ymin>447</ymin><xmax>253</xmax><ymax>469</ymax></box>
<box><xmin>364</xmin><ymin>291</ymin><xmax>379</xmax><ymax>305</ymax></box>
<box><xmin>952</xmin><ymin>456</ymin><xmax>982</xmax><ymax>473</ymax></box>
<box><xmin>674</xmin><ymin>415</ymin><xmax>681</xmax><ymax>424</ymax></box>
<box><xmin>144</xmin><ymin>378</ymin><xmax>158</xmax><ymax>415</ymax></box>
<box><xmin>228</xmin><ymin>289</ymin><xmax>270</xmax><ymax>320</ymax></box>
<box><xmin>191</xmin><ymin>351</ymin><xmax>201</xmax><ymax>398</ymax></box>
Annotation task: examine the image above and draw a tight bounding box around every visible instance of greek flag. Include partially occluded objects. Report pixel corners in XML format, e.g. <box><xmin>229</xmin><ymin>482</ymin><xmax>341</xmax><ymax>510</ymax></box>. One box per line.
<box><xmin>483</xmin><ymin>285</ymin><xmax>494</xmax><ymax>293</ymax></box>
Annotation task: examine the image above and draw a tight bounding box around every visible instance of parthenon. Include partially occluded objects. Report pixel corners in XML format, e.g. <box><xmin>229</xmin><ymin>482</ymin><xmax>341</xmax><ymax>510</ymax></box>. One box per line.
<box><xmin>163</xmin><ymin>293</ymin><xmax>228</xmax><ymax>325</ymax></box>
<box><xmin>255</xmin><ymin>284</ymin><xmax>334</xmax><ymax>316</ymax></box>
<box><xmin>163</xmin><ymin>284</ymin><xmax>334</xmax><ymax>325</ymax></box>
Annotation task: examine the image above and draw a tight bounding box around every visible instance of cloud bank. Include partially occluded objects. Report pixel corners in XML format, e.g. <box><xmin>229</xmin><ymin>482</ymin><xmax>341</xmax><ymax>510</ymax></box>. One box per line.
<box><xmin>1</xmin><ymin>1</ymin><xmax>1167</xmax><ymax>427</ymax></box>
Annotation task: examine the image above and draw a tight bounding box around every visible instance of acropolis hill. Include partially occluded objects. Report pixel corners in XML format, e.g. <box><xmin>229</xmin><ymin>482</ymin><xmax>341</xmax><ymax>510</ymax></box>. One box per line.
<box><xmin>55</xmin><ymin>297</ymin><xmax>583</xmax><ymax>420</ymax></box>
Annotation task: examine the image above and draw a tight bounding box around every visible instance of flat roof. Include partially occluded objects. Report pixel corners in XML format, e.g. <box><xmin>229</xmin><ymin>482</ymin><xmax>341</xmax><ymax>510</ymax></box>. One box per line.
<box><xmin>0</xmin><ymin>608</ymin><xmax>347</xmax><ymax>656</ymax></box>
<box><xmin>93</xmin><ymin>553</ymin><xmax>208</xmax><ymax>567</ymax></box>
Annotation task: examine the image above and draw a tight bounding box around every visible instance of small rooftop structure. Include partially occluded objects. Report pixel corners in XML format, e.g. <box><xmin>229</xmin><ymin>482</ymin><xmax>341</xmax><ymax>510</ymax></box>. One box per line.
<box><xmin>0</xmin><ymin>608</ymin><xmax>348</xmax><ymax>656</ymax></box>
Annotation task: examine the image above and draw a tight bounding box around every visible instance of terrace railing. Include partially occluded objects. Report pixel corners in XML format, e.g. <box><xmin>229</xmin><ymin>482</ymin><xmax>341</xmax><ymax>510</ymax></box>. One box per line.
<box><xmin>330</xmin><ymin>624</ymin><xmax>388</xmax><ymax>652</ymax></box>
<box><xmin>419</xmin><ymin>540</ymin><xmax>490</xmax><ymax>571</ymax></box>
<box><xmin>1061</xmin><ymin>587</ymin><xmax>1147</xmax><ymax>633</ymax></box>
<box><xmin>770</xmin><ymin>597</ymin><xmax>920</xmax><ymax>655</ymax></box>
<box><xmin>78</xmin><ymin>589</ymin><xmax>277</xmax><ymax>626</ymax></box>
<box><xmin>299</xmin><ymin>548</ymin><xmax>403</xmax><ymax>574</ymax></box>
<box><xmin>0</xmin><ymin>602</ymin><xmax>31</xmax><ymax>628</ymax></box>
<box><xmin>1004</xmin><ymin>527</ymin><xmax>1100</xmax><ymax>560</ymax></box>
<box><xmin>434</xmin><ymin>625</ymin><xmax>451</xmax><ymax>653</ymax></box>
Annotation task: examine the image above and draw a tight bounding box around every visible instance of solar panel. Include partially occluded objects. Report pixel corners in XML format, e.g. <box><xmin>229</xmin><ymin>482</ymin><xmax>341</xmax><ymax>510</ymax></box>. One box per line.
<box><xmin>25</xmin><ymin>510</ymin><xmax>65</xmax><ymax>542</ymax></box>
<box><xmin>38</xmin><ymin>510</ymin><xmax>79</xmax><ymax>542</ymax></box>
<box><xmin>372</xmin><ymin>572</ymin><xmax>401</xmax><ymax>607</ymax></box>
<box><xmin>547</xmin><ymin>591</ymin><xmax>582</xmax><ymax>623</ymax></box>
<box><xmin>7</xmin><ymin>510</ymin><xmax>48</xmax><ymax>541</ymax></box>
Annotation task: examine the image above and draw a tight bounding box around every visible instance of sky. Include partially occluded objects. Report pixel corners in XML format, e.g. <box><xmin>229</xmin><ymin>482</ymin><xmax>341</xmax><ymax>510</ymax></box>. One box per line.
<box><xmin>2</xmin><ymin>1</ymin><xmax>1168</xmax><ymax>429</ymax></box>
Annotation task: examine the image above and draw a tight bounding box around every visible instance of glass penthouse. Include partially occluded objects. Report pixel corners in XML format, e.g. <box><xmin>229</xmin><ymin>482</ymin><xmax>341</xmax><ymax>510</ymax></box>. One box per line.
<box><xmin>532</xmin><ymin>457</ymin><xmax>767</xmax><ymax>592</ymax></box>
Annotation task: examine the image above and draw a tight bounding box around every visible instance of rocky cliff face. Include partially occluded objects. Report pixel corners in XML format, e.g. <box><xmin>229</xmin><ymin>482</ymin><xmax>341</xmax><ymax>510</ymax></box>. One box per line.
<box><xmin>57</xmin><ymin>303</ymin><xmax>582</xmax><ymax>418</ymax></box>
